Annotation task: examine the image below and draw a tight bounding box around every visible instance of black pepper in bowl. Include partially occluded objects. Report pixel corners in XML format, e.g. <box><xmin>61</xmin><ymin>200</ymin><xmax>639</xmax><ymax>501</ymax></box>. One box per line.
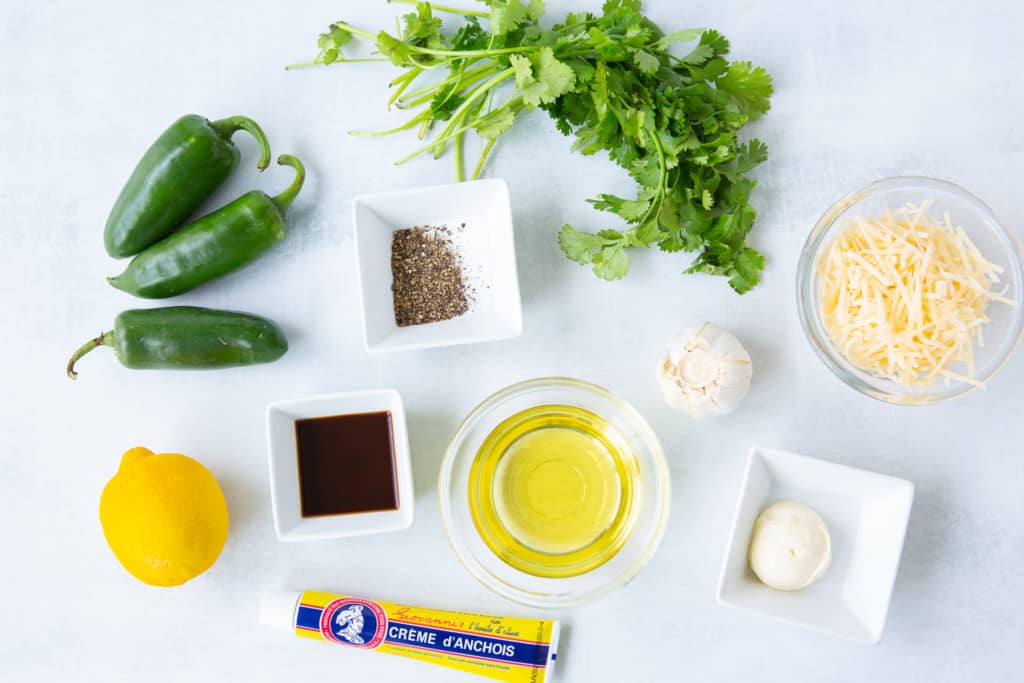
<box><xmin>391</xmin><ymin>225</ymin><xmax>470</xmax><ymax>327</ymax></box>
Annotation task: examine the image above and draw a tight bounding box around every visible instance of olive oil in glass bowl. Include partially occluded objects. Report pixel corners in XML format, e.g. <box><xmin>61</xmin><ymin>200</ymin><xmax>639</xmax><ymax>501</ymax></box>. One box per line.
<box><xmin>439</xmin><ymin>378</ymin><xmax>671</xmax><ymax>608</ymax></box>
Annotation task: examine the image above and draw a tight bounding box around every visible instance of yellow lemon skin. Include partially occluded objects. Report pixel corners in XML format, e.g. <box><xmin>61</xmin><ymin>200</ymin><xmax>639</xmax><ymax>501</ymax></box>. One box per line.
<box><xmin>99</xmin><ymin>447</ymin><xmax>229</xmax><ymax>587</ymax></box>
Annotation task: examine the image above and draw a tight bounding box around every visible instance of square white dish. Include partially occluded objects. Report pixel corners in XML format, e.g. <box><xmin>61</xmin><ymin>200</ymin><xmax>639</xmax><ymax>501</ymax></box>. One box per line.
<box><xmin>716</xmin><ymin>447</ymin><xmax>914</xmax><ymax>644</ymax></box>
<box><xmin>266</xmin><ymin>389</ymin><xmax>414</xmax><ymax>542</ymax></box>
<box><xmin>352</xmin><ymin>178</ymin><xmax>523</xmax><ymax>353</ymax></box>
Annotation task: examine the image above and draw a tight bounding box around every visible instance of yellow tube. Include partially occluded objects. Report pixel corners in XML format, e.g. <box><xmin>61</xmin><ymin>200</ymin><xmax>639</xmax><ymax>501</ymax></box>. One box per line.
<box><xmin>259</xmin><ymin>589</ymin><xmax>560</xmax><ymax>682</ymax></box>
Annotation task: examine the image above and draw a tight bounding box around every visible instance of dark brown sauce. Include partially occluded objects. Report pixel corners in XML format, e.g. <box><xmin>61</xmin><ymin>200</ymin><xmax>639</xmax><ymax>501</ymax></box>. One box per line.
<box><xmin>295</xmin><ymin>411</ymin><xmax>399</xmax><ymax>517</ymax></box>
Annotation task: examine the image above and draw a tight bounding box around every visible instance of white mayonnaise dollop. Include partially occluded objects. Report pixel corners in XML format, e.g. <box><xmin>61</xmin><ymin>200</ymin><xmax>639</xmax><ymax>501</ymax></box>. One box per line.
<box><xmin>747</xmin><ymin>501</ymin><xmax>831</xmax><ymax>591</ymax></box>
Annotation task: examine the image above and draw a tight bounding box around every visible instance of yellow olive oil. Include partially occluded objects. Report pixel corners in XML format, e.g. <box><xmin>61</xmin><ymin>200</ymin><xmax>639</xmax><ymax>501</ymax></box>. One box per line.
<box><xmin>468</xmin><ymin>404</ymin><xmax>640</xmax><ymax>578</ymax></box>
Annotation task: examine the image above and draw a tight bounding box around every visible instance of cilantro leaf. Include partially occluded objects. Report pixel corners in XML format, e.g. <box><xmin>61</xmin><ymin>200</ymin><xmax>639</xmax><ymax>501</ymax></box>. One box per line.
<box><xmin>490</xmin><ymin>0</ymin><xmax>531</xmax><ymax>36</ymax></box>
<box><xmin>718</xmin><ymin>177</ymin><xmax>755</xmax><ymax>208</ymax></box>
<box><xmin>618</xmin><ymin>198</ymin><xmax>651</xmax><ymax>221</ymax></box>
<box><xmin>658</xmin><ymin>231</ymin><xmax>687</xmax><ymax>252</ymax></box>
<box><xmin>655</xmin><ymin>28</ymin><xmax>703</xmax><ymax>51</ymax></box>
<box><xmin>728</xmin><ymin>247</ymin><xmax>765</xmax><ymax>293</ymax></box>
<box><xmin>588</xmin><ymin>193</ymin><xmax>625</xmax><ymax>213</ymax></box>
<box><xmin>589</xmin><ymin>194</ymin><xmax>650</xmax><ymax>223</ymax></box>
<box><xmin>402</xmin><ymin>4</ymin><xmax>441</xmax><ymax>44</ymax></box>
<box><xmin>513</xmin><ymin>47</ymin><xmax>576</xmax><ymax>107</ymax></box>
<box><xmin>699</xmin><ymin>29</ymin><xmax>730</xmax><ymax>56</ymax></box>
<box><xmin>633</xmin><ymin>49</ymin><xmax>660</xmax><ymax>75</ymax></box>
<box><xmin>375</xmin><ymin>31</ymin><xmax>412</xmax><ymax>65</ymax></box>
<box><xmin>593</xmin><ymin>245</ymin><xmax>630</xmax><ymax>280</ymax></box>
<box><xmin>678</xmin><ymin>43</ymin><xmax>714</xmax><ymax>66</ymax></box>
<box><xmin>716</xmin><ymin>61</ymin><xmax>773</xmax><ymax>119</ymax></box>
<box><xmin>634</xmin><ymin>217</ymin><xmax>662</xmax><ymax>243</ymax></box>
<box><xmin>730</xmin><ymin>139</ymin><xmax>768</xmax><ymax>177</ymax></box>
<box><xmin>451</xmin><ymin>17</ymin><xmax>488</xmax><ymax>51</ymax></box>
<box><xmin>509</xmin><ymin>53</ymin><xmax>534</xmax><ymax>88</ymax></box>
<box><xmin>319</xmin><ymin>24</ymin><xmax>353</xmax><ymax>50</ymax></box>
<box><xmin>316</xmin><ymin>23</ymin><xmax>353</xmax><ymax>64</ymax></box>
<box><xmin>559</xmin><ymin>224</ymin><xmax>633</xmax><ymax>280</ymax></box>
<box><xmin>474</xmin><ymin>106</ymin><xmax>516</xmax><ymax>139</ymax></box>
<box><xmin>429</xmin><ymin>82</ymin><xmax>466</xmax><ymax>121</ymax></box>
<box><xmin>688</xmin><ymin>56</ymin><xmax>728</xmax><ymax>81</ymax></box>
<box><xmin>701</xmin><ymin>189</ymin><xmax>714</xmax><ymax>210</ymax></box>
<box><xmin>706</xmin><ymin>205</ymin><xmax>756</xmax><ymax>244</ymax></box>
<box><xmin>602</xmin><ymin>0</ymin><xmax>643</xmax><ymax>13</ymax></box>
<box><xmin>629</xmin><ymin>155</ymin><xmax>661</xmax><ymax>187</ymax></box>
<box><xmin>559</xmin><ymin>225</ymin><xmax>605</xmax><ymax>264</ymax></box>
<box><xmin>565</xmin><ymin>57</ymin><xmax>596</xmax><ymax>84</ymax></box>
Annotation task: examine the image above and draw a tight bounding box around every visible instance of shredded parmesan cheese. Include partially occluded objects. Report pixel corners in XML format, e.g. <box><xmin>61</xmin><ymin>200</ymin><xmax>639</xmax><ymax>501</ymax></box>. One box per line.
<box><xmin>818</xmin><ymin>200</ymin><xmax>1015</xmax><ymax>390</ymax></box>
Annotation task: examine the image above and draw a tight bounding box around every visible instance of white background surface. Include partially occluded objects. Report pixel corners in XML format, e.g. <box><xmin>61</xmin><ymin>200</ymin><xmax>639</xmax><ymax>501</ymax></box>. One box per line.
<box><xmin>2</xmin><ymin>1</ymin><xmax>1022</xmax><ymax>680</ymax></box>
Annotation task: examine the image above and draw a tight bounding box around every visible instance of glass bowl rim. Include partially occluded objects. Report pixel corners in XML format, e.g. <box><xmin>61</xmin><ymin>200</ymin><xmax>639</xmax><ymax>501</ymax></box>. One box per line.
<box><xmin>437</xmin><ymin>376</ymin><xmax>672</xmax><ymax>608</ymax></box>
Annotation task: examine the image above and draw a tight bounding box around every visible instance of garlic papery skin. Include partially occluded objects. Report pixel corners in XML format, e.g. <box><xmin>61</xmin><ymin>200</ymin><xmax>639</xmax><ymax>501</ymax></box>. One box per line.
<box><xmin>656</xmin><ymin>322</ymin><xmax>752</xmax><ymax>419</ymax></box>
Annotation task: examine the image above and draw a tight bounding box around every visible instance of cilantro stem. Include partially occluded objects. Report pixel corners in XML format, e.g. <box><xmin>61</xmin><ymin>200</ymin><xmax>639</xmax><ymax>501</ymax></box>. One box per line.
<box><xmin>389</xmin><ymin>67</ymin><xmax>422</xmax><ymax>89</ymax></box>
<box><xmin>349</xmin><ymin>109</ymin><xmax>430</xmax><ymax>138</ymax></box>
<box><xmin>285</xmin><ymin>57</ymin><xmax>389</xmax><ymax>69</ymax></box>
<box><xmin>393</xmin><ymin>68</ymin><xmax>515</xmax><ymax>165</ymax></box>
<box><xmin>454</xmin><ymin>129</ymin><xmax>465</xmax><ymax>181</ymax></box>
<box><xmin>397</xmin><ymin>91</ymin><xmax>441</xmax><ymax>110</ymax></box>
<box><xmin>329</xmin><ymin>22</ymin><xmax>378</xmax><ymax>41</ymax></box>
<box><xmin>404</xmin><ymin>113</ymin><xmax>473</xmax><ymax>162</ymax></box>
<box><xmin>634</xmin><ymin>125</ymin><xmax>669</xmax><ymax>229</ymax></box>
<box><xmin>471</xmin><ymin>98</ymin><xmax>525</xmax><ymax>179</ymax></box>
<box><xmin>456</xmin><ymin>96</ymin><xmax>492</xmax><ymax>179</ymax></box>
<box><xmin>398</xmin><ymin>63</ymin><xmax>495</xmax><ymax>102</ymax></box>
<box><xmin>397</xmin><ymin>64</ymin><xmax>496</xmax><ymax>109</ymax></box>
<box><xmin>406</xmin><ymin>45</ymin><xmax>544</xmax><ymax>58</ymax></box>
<box><xmin>471</xmin><ymin>137</ymin><xmax>497</xmax><ymax>180</ymax></box>
<box><xmin>439</xmin><ymin>97</ymin><xmax>476</xmax><ymax>160</ymax></box>
<box><xmin>387</xmin><ymin>0</ymin><xmax>489</xmax><ymax>17</ymax></box>
<box><xmin>389</xmin><ymin>69</ymin><xmax>423</xmax><ymax>107</ymax></box>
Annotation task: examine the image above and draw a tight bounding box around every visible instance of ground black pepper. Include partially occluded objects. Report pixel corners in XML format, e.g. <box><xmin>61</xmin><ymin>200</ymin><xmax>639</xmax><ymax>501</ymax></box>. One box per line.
<box><xmin>391</xmin><ymin>225</ymin><xmax>470</xmax><ymax>327</ymax></box>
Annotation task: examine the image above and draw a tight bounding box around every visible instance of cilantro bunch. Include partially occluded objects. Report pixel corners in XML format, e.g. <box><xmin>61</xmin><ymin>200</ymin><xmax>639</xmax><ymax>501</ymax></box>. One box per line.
<box><xmin>295</xmin><ymin>0</ymin><xmax>772</xmax><ymax>292</ymax></box>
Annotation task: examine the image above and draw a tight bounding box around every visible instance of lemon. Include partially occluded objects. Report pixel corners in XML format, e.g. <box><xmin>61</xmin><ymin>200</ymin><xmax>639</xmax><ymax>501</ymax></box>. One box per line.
<box><xmin>100</xmin><ymin>446</ymin><xmax>229</xmax><ymax>587</ymax></box>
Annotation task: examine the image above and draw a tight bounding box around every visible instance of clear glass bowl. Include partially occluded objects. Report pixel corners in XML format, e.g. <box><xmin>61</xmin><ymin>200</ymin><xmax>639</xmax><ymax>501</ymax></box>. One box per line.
<box><xmin>438</xmin><ymin>377</ymin><xmax>671</xmax><ymax>608</ymax></box>
<box><xmin>797</xmin><ymin>177</ymin><xmax>1024</xmax><ymax>405</ymax></box>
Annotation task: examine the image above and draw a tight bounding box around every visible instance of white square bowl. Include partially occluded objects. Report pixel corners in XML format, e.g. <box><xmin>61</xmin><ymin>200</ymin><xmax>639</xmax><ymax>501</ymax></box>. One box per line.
<box><xmin>352</xmin><ymin>178</ymin><xmax>523</xmax><ymax>353</ymax></box>
<box><xmin>266</xmin><ymin>390</ymin><xmax>414</xmax><ymax>542</ymax></box>
<box><xmin>716</xmin><ymin>447</ymin><xmax>914</xmax><ymax>644</ymax></box>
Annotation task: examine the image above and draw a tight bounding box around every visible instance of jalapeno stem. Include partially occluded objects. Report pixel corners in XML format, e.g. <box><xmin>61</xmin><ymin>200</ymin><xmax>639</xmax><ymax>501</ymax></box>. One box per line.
<box><xmin>272</xmin><ymin>154</ymin><xmax>306</xmax><ymax>213</ymax></box>
<box><xmin>66</xmin><ymin>330</ymin><xmax>114</xmax><ymax>380</ymax></box>
<box><xmin>209</xmin><ymin>116</ymin><xmax>273</xmax><ymax>171</ymax></box>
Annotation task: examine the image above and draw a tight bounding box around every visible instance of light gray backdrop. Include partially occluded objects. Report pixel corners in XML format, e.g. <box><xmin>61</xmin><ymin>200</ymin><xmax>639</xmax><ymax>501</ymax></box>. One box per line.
<box><xmin>1</xmin><ymin>1</ymin><xmax>1021</xmax><ymax>680</ymax></box>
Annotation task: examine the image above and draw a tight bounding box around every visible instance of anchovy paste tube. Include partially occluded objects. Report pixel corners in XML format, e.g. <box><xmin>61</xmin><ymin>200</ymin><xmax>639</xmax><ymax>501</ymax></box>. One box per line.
<box><xmin>259</xmin><ymin>590</ymin><xmax>560</xmax><ymax>682</ymax></box>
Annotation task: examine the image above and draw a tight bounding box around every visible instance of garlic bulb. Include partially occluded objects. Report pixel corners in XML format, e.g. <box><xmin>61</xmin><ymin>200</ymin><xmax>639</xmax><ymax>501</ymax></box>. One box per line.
<box><xmin>656</xmin><ymin>322</ymin><xmax>752</xmax><ymax>418</ymax></box>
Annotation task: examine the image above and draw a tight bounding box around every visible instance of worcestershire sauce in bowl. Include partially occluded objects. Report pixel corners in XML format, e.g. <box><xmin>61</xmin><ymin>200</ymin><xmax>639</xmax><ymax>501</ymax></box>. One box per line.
<box><xmin>295</xmin><ymin>411</ymin><xmax>399</xmax><ymax>517</ymax></box>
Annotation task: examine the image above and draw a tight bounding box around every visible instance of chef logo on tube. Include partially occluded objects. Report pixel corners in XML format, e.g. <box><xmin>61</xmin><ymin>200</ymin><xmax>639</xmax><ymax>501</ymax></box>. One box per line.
<box><xmin>320</xmin><ymin>598</ymin><xmax>387</xmax><ymax>649</ymax></box>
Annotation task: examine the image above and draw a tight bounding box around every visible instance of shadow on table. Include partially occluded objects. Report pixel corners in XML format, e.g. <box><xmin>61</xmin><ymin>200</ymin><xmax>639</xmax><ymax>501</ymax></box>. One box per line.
<box><xmin>217</xmin><ymin>469</ymin><xmax>268</xmax><ymax>549</ymax></box>
<box><xmin>883</xmin><ymin>480</ymin><xmax>956</xmax><ymax>642</ymax></box>
<box><xmin>406</xmin><ymin>407</ymin><xmax>459</xmax><ymax>500</ymax></box>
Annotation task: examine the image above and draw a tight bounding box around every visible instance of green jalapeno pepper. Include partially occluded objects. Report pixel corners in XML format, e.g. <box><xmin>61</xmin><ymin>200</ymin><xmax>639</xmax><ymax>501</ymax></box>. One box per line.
<box><xmin>104</xmin><ymin>114</ymin><xmax>272</xmax><ymax>258</ymax></box>
<box><xmin>107</xmin><ymin>154</ymin><xmax>305</xmax><ymax>299</ymax></box>
<box><xmin>66</xmin><ymin>306</ymin><xmax>288</xmax><ymax>379</ymax></box>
